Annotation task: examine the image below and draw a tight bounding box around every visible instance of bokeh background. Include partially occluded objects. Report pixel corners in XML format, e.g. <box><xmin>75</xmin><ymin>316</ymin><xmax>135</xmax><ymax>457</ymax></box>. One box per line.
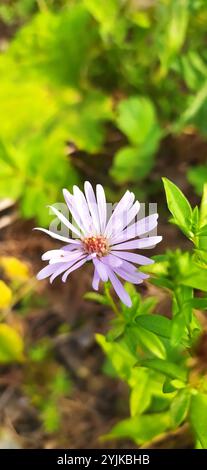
<box><xmin>0</xmin><ymin>0</ymin><xmax>207</xmax><ymax>448</ymax></box>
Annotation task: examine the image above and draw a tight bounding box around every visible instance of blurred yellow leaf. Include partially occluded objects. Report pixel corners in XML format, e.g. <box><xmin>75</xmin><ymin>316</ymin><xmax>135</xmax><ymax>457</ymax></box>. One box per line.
<box><xmin>0</xmin><ymin>280</ymin><xmax>12</xmax><ymax>309</ymax></box>
<box><xmin>0</xmin><ymin>257</ymin><xmax>29</xmax><ymax>280</ymax></box>
<box><xmin>0</xmin><ymin>324</ymin><xmax>24</xmax><ymax>363</ymax></box>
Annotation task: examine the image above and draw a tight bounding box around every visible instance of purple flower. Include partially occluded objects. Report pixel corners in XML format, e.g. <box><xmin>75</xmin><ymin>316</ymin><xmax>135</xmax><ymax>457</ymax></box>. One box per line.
<box><xmin>35</xmin><ymin>182</ymin><xmax>162</xmax><ymax>307</ymax></box>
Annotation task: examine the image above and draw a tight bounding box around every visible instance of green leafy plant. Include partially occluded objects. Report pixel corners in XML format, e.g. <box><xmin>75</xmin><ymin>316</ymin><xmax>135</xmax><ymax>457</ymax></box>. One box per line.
<box><xmin>85</xmin><ymin>179</ymin><xmax>207</xmax><ymax>448</ymax></box>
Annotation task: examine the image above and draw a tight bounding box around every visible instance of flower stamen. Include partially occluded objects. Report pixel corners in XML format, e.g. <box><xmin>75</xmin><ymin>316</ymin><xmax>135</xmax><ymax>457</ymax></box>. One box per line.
<box><xmin>82</xmin><ymin>235</ymin><xmax>109</xmax><ymax>257</ymax></box>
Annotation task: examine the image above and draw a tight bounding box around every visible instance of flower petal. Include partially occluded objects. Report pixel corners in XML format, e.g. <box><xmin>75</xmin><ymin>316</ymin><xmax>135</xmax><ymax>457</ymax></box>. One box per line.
<box><xmin>63</xmin><ymin>188</ymin><xmax>86</xmax><ymax>234</ymax></box>
<box><xmin>34</xmin><ymin>227</ymin><xmax>81</xmax><ymax>245</ymax></box>
<box><xmin>113</xmin><ymin>267</ymin><xmax>144</xmax><ymax>284</ymax></box>
<box><xmin>62</xmin><ymin>256</ymin><xmax>89</xmax><ymax>283</ymax></box>
<box><xmin>104</xmin><ymin>191</ymin><xmax>134</xmax><ymax>237</ymax></box>
<box><xmin>48</xmin><ymin>205</ymin><xmax>81</xmax><ymax>238</ymax></box>
<box><xmin>93</xmin><ymin>258</ymin><xmax>108</xmax><ymax>282</ymax></box>
<box><xmin>118</xmin><ymin>259</ymin><xmax>137</xmax><ymax>272</ymax></box>
<box><xmin>48</xmin><ymin>250</ymin><xmax>84</xmax><ymax>264</ymax></box>
<box><xmin>101</xmin><ymin>254</ymin><xmax>123</xmax><ymax>268</ymax></box>
<box><xmin>114</xmin><ymin>259</ymin><xmax>148</xmax><ymax>279</ymax></box>
<box><xmin>42</xmin><ymin>249</ymin><xmax>65</xmax><ymax>261</ymax></box>
<box><xmin>50</xmin><ymin>258</ymin><xmax>85</xmax><ymax>283</ymax></box>
<box><xmin>92</xmin><ymin>268</ymin><xmax>100</xmax><ymax>291</ymax></box>
<box><xmin>62</xmin><ymin>244</ymin><xmax>79</xmax><ymax>251</ymax></box>
<box><xmin>73</xmin><ymin>185</ymin><xmax>94</xmax><ymax>234</ymax></box>
<box><xmin>110</xmin><ymin>214</ymin><xmax>158</xmax><ymax>244</ymax></box>
<box><xmin>108</xmin><ymin>200</ymin><xmax>140</xmax><ymax>240</ymax></box>
<box><xmin>111</xmin><ymin>250</ymin><xmax>154</xmax><ymax>265</ymax></box>
<box><xmin>84</xmin><ymin>181</ymin><xmax>100</xmax><ymax>233</ymax></box>
<box><xmin>37</xmin><ymin>262</ymin><xmax>65</xmax><ymax>280</ymax></box>
<box><xmin>96</xmin><ymin>184</ymin><xmax>107</xmax><ymax>233</ymax></box>
<box><xmin>111</xmin><ymin>236</ymin><xmax>162</xmax><ymax>250</ymax></box>
<box><xmin>107</xmin><ymin>268</ymin><xmax>132</xmax><ymax>307</ymax></box>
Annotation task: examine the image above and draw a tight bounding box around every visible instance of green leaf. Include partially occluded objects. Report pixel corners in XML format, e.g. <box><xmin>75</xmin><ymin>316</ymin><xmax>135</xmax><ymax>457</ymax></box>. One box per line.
<box><xmin>198</xmin><ymin>225</ymin><xmax>207</xmax><ymax>237</ymax></box>
<box><xmin>170</xmin><ymin>389</ymin><xmax>190</xmax><ymax>426</ymax></box>
<box><xmin>197</xmin><ymin>185</ymin><xmax>207</xmax><ymax>251</ymax></box>
<box><xmin>136</xmin><ymin>315</ymin><xmax>171</xmax><ymax>339</ymax></box>
<box><xmin>0</xmin><ymin>324</ymin><xmax>24</xmax><ymax>363</ymax></box>
<box><xmin>163</xmin><ymin>378</ymin><xmax>177</xmax><ymax>394</ymax></box>
<box><xmin>136</xmin><ymin>297</ymin><xmax>158</xmax><ymax>316</ymax></box>
<box><xmin>192</xmin><ymin>206</ymin><xmax>199</xmax><ymax>232</ymax></box>
<box><xmin>188</xmin><ymin>297</ymin><xmax>207</xmax><ymax>310</ymax></box>
<box><xmin>9</xmin><ymin>6</ymin><xmax>97</xmax><ymax>87</ymax></box>
<box><xmin>104</xmin><ymin>412</ymin><xmax>170</xmax><ymax>444</ymax></box>
<box><xmin>151</xmin><ymin>277</ymin><xmax>174</xmax><ymax>290</ymax></box>
<box><xmin>171</xmin><ymin>285</ymin><xmax>193</xmax><ymax>345</ymax></box>
<box><xmin>195</xmin><ymin>249</ymin><xmax>207</xmax><ymax>266</ymax></box>
<box><xmin>190</xmin><ymin>392</ymin><xmax>207</xmax><ymax>448</ymax></box>
<box><xmin>28</xmin><ymin>339</ymin><xmax>50</xmax><ymax>362</ymax></box>
<box><xmin>116</xmin><ymin>96</ymin><xmax>161</xmax><ymax>147</ymax></box>
<box><xmin>111</xmin><ymin>146</ymin><xmax>156</xmax><ymax>183</ymax></box>
<box><xmin>163</xmin><ymin>378</ymin><xmax>185</xmax><ymax>394</ymax></box>
<box><xmin>41</xmin><ymin>400</ymin><xmax>61</xmax><ymax>433</ymax></box>
<box><xmin>0</xmin><ymin>140</ymin><xmax>17</xmax><ymax>169</ymax></box>
<box><xmin>188</xmin><ymin>166</ymin><xmax>207</xmax><ymax>196</ymax></box>
<box><xmin>162</xmin><ymin>177</ymin><xmax>193</xmax><ymax>235</ymax></box>
<box><xmin>96</xmin><ymin>334</ymin><xmax>136</xmax><ymax>382</ymax></box>
<box><xmin>181</xmin><ymin>262</ymin><xmax>207</xmax><ymax>292</ymax></box>
<box><xmin>112</xmin><ymin>96</ymin><xmax>161</xmax><ymax>183</ymax></box>
<box><xmin>140</xmin><ymin>358</ymin><xmax>187</xmax><ymax>382</ymax></box>
<box><xmin>177</xmin><ymin>81</ymin><xmax>207</xmax><ymax>133</ymax></box>
<box><xmin>128</xmin><ymin>325</ymin><xmax>166</xmax><ymax>359</ymax></box>
<box><xmin>200</xmin><ymin>184</ymin><xmax>207</xmax><ymax>227</ymax></box>
<box><xmin>84</xmin><ymin>0</ymin><xmax>123</xmax><ymax>40</ymax></box>
<box><xmin>84</xmin><ymin>292</ymin><xmax>109</xmax><ymax>305</ymax></box>
<box><xmin>106</xmin><ymin>320</ymin><xmax>125</xmax><ymax>341</ymax></box>
<box><xmin>50</xmin><ymin>369</ymin><xmax>71</xmax><ymax>397</ymax></box>
<box><xmin>141</xmin><ymin>258</ymin><xmax>169</xmax><ymax>277</ymax></box>
<box><xmin>0</xmin><ymin>143</ymin><xmax>24</xmax><ymax>200</ymax></box>
<box><xmin>171</xmin><ymin>314</ymin><xmax>187</xmax><ymax>346</ymax></box>
<box><xmin>129</xmin><ymin>369</ymin><xmax>151</xmax><ymax>417</ymax></box>
<box><xmin>159</xmin><ymin>0</ymin><xmax>189</xmax><ymax>72</ymax></box>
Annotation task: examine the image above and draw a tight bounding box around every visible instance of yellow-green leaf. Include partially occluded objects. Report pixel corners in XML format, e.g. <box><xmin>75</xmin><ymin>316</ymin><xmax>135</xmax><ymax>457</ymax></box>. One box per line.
<box><xmin>190</xmin><ymin>392</ymin><xmax>207</xmax><ymax>449</ymax></box>
<box><xmin>162</xmin><ymin>177</ymin><xmax>193</xmax><ymax>235</ymax></box>
<box><xmin>0</xmin><ymin>281</ymin><xmax>12</xmax><ymax>309</ymax></box>
<box><xmin>0</xmin><ymin>324</ymin><xmax>24</xmax><ymax>363</ymax></box>
<box><xmin>0</xmin><ymin>256</ymin><xmax>29</xmax><ymax>280</ymax></box>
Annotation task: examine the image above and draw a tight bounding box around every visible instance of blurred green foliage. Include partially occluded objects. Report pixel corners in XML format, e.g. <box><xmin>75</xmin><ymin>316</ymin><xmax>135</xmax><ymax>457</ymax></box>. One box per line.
<box><xmin>1</xmin><ymin>0</ymin><xmax>207</xmax><ymax>221</ymax></box>
<box><xmin>187</xmin><ymin>164</ymin><xmax>207</xmax><ymax>194</ymax></box>
<box><xmin>0</xmin><ymin>0</ymin><xmax>67</xmax><ymax>25</ymax></box>
<box><xmin>0</xmin><ymin>255</ymin><xmax>72</xmax><ymax>434</ymax></box>
<box><xmin>26</xmin><ymin>339</ymin><xmax>72</xmax><ymax>433</ymax></box>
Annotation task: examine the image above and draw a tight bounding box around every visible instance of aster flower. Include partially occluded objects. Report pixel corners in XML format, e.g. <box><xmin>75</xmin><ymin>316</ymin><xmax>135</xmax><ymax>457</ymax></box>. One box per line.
<box><xmin>35</xmin><ymin>182</ymin><xmax>162</xmax><ymax>307</ymax></box>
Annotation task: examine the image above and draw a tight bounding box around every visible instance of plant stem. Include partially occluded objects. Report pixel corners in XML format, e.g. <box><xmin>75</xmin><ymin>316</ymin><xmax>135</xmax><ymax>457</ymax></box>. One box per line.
<box><xmin>104</xmin><ymin>283</ymin><xmax>120</xmax><ymax>317</ymax></box>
